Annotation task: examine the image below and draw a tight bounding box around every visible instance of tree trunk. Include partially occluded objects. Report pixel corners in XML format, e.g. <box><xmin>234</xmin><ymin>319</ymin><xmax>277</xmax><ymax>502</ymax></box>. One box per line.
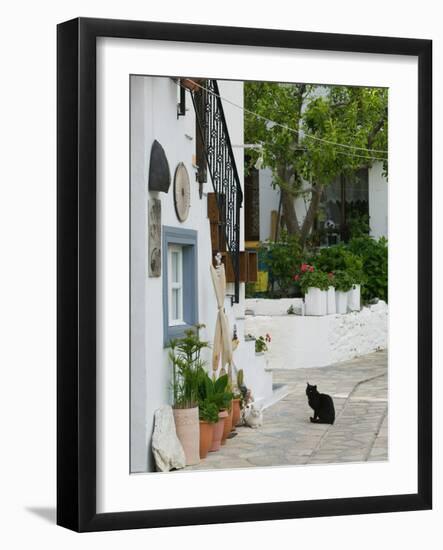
<box><xmin>276</xmin><ymin>165</ymin><xmax>300</xmax><ymax>237</ymax></box>
<box><xmin>300</xmin><ymin>184</ymin><xmax>324</xmax><ymax>247</ymax></box>
<box><xmin>281</xmin><ymin>187</ymin><xmax>300</xmax><ymax>236</ymax></box>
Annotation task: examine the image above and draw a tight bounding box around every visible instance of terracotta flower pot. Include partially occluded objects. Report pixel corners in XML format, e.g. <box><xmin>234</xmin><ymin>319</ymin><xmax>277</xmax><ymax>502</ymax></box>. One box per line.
<box><xmin>231</xmin><ymin>398</ymin><xmax>241</xmax><ymax>428</ymax></box>
<box><xmin>199</xmin><ymin>421</ymin><xmax>214</xmax><ymax>459</ymax></box>
<box><xmin>221</xmin><ymin>406</ymin><xmax>233</xmax><ymax>445</ymax></box>
<box><xmin>210</xmin><ymin>410</ymin><xmax>228</xmax><ymax>452</ymax></box>
<box><xmin>173</xmin><ymin>406</ymin><xmax>200</xmax><ymax>466</ymax></box>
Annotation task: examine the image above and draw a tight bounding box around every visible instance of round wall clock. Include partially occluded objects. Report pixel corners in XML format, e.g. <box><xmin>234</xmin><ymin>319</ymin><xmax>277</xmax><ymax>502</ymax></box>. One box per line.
<box><xmin>173</xmin><ymin>162</ymin><xmax>191</xmax><ymax>222</ymax></box>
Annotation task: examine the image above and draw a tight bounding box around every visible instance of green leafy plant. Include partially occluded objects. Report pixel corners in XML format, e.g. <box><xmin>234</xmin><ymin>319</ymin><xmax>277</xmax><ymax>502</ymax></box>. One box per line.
<box><xmin>294</xmin><ymin>264</ymin><xmax>330</xmax><ymax>294</ymax></box>
<box><xmin>347</xmin><ymin>212</ymin><xmax>370</xmax><ymax>239</ymax></box>
<box><xmin>167</xmin><ymin>326</ymin><xmax>209</xmax><ymax>409</ymax></box>
<box><xmin>197</xmin><ymin>372</ymin><xmax>233</xmax><ymax>412</ymax></box>
<box><xmin>198</xmin><ymin>399</ymin><xmax>219</xmax><ymax>423</ymax></box>
<box><xmin>332</xmin><ymin>270</ymin><xmax>354</xmax><ymax>292</ymax></box>
<box><xmin>347</xmin><ymin>236</ymin><xmax>388</xmax><ymax>302</ymax></box>
<box><xmin>255</xmin><ymin>334</ymin><xmax>271</xmax><ymax>353</ymax></box>
<box><xmin>258</xmin><ymin>231</ymin><xmax>302</xmax><ymax>297</ymax></box>
<box><xmin>313</xmin><ymin>245</ymin><xmax>364</xmax><ymax>284</ymax></box>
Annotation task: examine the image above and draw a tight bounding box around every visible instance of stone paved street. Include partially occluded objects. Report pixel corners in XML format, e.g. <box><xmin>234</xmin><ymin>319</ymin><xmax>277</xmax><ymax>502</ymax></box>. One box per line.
<box><xmin>184</xmin><ymin>350</ymin><xmax>388</xmax><ymax>471</ymax></box>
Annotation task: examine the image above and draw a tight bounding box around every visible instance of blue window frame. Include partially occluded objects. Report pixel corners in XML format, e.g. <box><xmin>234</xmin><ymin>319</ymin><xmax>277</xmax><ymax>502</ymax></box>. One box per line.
<box><xmin>162</xmin><ymin>226</ymin><xmax>198</xmax><ymax>346</ymax></box>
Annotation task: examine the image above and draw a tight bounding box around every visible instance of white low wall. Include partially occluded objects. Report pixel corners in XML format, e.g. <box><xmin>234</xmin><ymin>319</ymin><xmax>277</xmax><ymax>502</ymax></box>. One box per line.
<box><xmin>245</xmin><ymin>297</ymin><xmax>304</xmax><ymax>316</ymax></box>
<box><xmin>244</xmin><ymin>301</ymin><xmax>388</xmax><ymax>369</ymax></box>
<box><xmin>234</xmin><ymin>337</ymin><xmax>273</xmax><ymax>403</ymax></box>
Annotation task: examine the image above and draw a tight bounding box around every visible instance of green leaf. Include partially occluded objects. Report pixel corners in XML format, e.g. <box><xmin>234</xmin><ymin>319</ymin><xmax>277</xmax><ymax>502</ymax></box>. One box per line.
<box><xmin>214</xmin><ymin>374</ymin><xmax>228</xmax><ymax>394</ymax></box>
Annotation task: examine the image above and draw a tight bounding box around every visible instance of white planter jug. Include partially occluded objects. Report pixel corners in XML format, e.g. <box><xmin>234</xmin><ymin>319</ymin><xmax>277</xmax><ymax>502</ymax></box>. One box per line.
<box><xmin>348</xmin><ymin>284</ymin><xmax>361</xmax><ymax>311</ymax></box>
<box><xmin>305</xmin><ymin>287</ymin><xmax>327</xmax><ymax>316</ymax></box>
<box><xmin>335</xmin><ymin>291</ymin><xmax>348</xmax><ymax>314</ymax></box>
<box><xmin>327</xmin><ymin>286</ymin><xmax>336</xmax><ymax>315</ymax></box>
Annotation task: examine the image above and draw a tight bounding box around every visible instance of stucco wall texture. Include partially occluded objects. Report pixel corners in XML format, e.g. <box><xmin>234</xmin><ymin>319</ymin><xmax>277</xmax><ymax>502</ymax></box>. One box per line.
<box><xmin>244</xmin><ymin>301</ymin><xmax>388</xmax><ymax>370</ymax></box>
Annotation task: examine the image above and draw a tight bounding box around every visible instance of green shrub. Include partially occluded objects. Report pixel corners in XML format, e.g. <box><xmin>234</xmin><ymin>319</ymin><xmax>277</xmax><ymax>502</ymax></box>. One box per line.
<box><xmin>332</xmin><ymin>270</ymin><xmax>354</xmax><ymax>292</ymax></box>
<box><xmin>347</xmin><ymin>212</ymin><xmax>370</xmax><ymax>239</ymax></box>
<box><xmin>313</xmin><ymin>245</ymin><xmax>364</xmax><ymax>284</ymax></box>
<box><xmin>298</xmin><ymin>268</ymin><xmax>330</xmax><ymax>294</ymax></box>
<box><xmin>258</xmin><ymin>231</ymin><xmax>302</xmax><ymax>297</ymax></box>
<box><xmin>347</xmin><ymin>236</ymin><xmax>388</xmax><ymax>302</ymax></box>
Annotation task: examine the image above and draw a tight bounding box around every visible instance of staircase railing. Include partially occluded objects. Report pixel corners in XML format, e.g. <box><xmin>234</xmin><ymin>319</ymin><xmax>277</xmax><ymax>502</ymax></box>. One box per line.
<box><xmin>190</xmin><ymin>79</ymin><xmax>243</xmax><ymax>303</ymax></box>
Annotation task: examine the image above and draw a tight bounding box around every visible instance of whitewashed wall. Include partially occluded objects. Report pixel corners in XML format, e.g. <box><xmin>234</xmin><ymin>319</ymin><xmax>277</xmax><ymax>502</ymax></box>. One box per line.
<box><xmin>245</xmin><ymin>301</ymin><xmax>388</xmax><ymax>369</ymax></box>
<box><xmin>369</xmin><ymin>162</ymin><xmax>389</xmax><ymax>239</ymax></box>
<box><xmin>130</xmin><ymin>77</ymin><xmax>245</xmax><ymax>472</ymax></box>
<box><xmin>245</xmin><ymin>297</ymin><xmax>304</xmax><ymax>316</ymax></box>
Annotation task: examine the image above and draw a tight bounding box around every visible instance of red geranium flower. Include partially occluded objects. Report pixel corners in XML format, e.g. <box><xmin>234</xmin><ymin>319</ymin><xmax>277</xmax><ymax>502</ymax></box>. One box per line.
<box><xmin>293</xmin><ymin>274</ymin><xmax>300</xmax><ymax>281</ymax></box>
<box><xmin>309</xmin><ymin>266</ymin><xmax>314</xmax><ymax>272</ymax></box>
<box><xmin>300</xmin><ymin>263</ymin><xmax>309</xmax><ymax>273</ymax></box>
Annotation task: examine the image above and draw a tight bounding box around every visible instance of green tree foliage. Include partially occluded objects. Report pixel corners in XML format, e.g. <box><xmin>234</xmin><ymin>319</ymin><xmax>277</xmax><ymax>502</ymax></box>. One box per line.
<box><xmin>244</xmin><ymin>82</ymin><xmax>388</xmax><ymax>247</ymax></box>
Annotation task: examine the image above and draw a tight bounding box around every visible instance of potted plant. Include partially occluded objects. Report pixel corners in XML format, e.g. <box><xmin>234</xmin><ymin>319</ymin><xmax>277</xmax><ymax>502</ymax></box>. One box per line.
<box><xmin>197</xmin><ymin>372</ymin><xmax>232</xmax><ymax>452</ymax></box>
<box><xmin>296</xmin><ymin>264</ymin><xmax>329</xmax><ymax>316</ymax></box>
<box><xmin>255</xmin><ymin>333</ymin><xmax>271</xmax><ymax>355</ymax></box>
<box><xmin>221</xmin><ymin>379</ymin><xmax>234</xmax><ymax>445</ymax></box>
<box><xmin>168</xmin><ymin>327</ymin><xmax>209</xmax><ymax>466</ymax></box>
<box><xmin>198</xmin><ymin>399</ymin><xmax>219</xmax><ymax>459</ymax></box>
<box><xmin>332</xmin><ymin>270</ymin><xmax>353</xmax><ymax>314</ymax></box>
<box><xmin>314</xmin><ymin>246</ymin><xmax>364</xmax><ymax>312</ymax></box>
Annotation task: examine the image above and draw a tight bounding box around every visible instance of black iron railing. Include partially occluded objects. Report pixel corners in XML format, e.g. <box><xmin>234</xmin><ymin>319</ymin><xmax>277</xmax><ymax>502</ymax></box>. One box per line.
<box><xmin>190</xmin><ymin>79</ymin><xmax>243</xmax><ymax>303</ymax></box>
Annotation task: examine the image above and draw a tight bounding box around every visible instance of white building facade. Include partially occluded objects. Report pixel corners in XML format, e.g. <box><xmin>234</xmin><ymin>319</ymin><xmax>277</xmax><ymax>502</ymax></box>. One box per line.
<box><xmin>130</xmin><ymin>77</ymin><xmax>273</xmax><ymax>473</ymax></box>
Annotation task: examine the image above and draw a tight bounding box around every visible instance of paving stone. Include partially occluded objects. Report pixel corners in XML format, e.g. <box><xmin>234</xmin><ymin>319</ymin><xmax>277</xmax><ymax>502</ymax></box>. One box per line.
<box><xmin>177</xmin><ymin>350</ymin><xmax>388</xmax><ymax>472</ymax></box>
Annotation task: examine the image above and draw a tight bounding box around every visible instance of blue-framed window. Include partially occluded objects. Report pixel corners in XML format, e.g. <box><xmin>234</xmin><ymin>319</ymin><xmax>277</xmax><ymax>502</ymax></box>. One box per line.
<box><xmin>162</xmin><ymin>226</ymin><xmax>198</xmax><ymax>346</ymax></box>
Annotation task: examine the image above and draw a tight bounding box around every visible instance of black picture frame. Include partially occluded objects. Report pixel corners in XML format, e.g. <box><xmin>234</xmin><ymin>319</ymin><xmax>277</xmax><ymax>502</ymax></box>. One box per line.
<box><xmin>57</xmin><ymin>17</ymin><xmax>432</xmax><ymax>532</ymax></box>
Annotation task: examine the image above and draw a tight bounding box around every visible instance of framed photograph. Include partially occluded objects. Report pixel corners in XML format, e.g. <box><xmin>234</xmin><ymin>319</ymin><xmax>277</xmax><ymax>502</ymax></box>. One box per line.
<box><xmin>57</xmin><ymin>17</ymin><xmax>432</xmax><ymax>532</ymax></box>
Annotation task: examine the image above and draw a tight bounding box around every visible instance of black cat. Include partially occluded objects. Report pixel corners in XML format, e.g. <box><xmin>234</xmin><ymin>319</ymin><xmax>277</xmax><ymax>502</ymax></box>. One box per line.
<box><xmin>306</xmin><ymin>383</ymin><xmax>335</xmax><ymax>424</ymax></box>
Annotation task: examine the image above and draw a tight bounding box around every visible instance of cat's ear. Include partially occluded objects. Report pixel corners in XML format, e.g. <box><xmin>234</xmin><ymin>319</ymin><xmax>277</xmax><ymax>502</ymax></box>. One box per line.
<box><xmin>313</xmin><ymin>385</ymin><xmax>317</xmax><ymax>389</ymax></box>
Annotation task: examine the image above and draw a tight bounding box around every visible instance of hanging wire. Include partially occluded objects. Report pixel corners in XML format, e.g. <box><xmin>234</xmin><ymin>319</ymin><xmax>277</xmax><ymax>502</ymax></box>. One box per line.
<box><xmin>334</xmin><ymin>149</ymin><xmax>387</xmax><ymax>162</ymax></box>
<box><xmin>178</xmin><ymin>79</ymin><xmax>388</xmax><ymax>162</ymax></box>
